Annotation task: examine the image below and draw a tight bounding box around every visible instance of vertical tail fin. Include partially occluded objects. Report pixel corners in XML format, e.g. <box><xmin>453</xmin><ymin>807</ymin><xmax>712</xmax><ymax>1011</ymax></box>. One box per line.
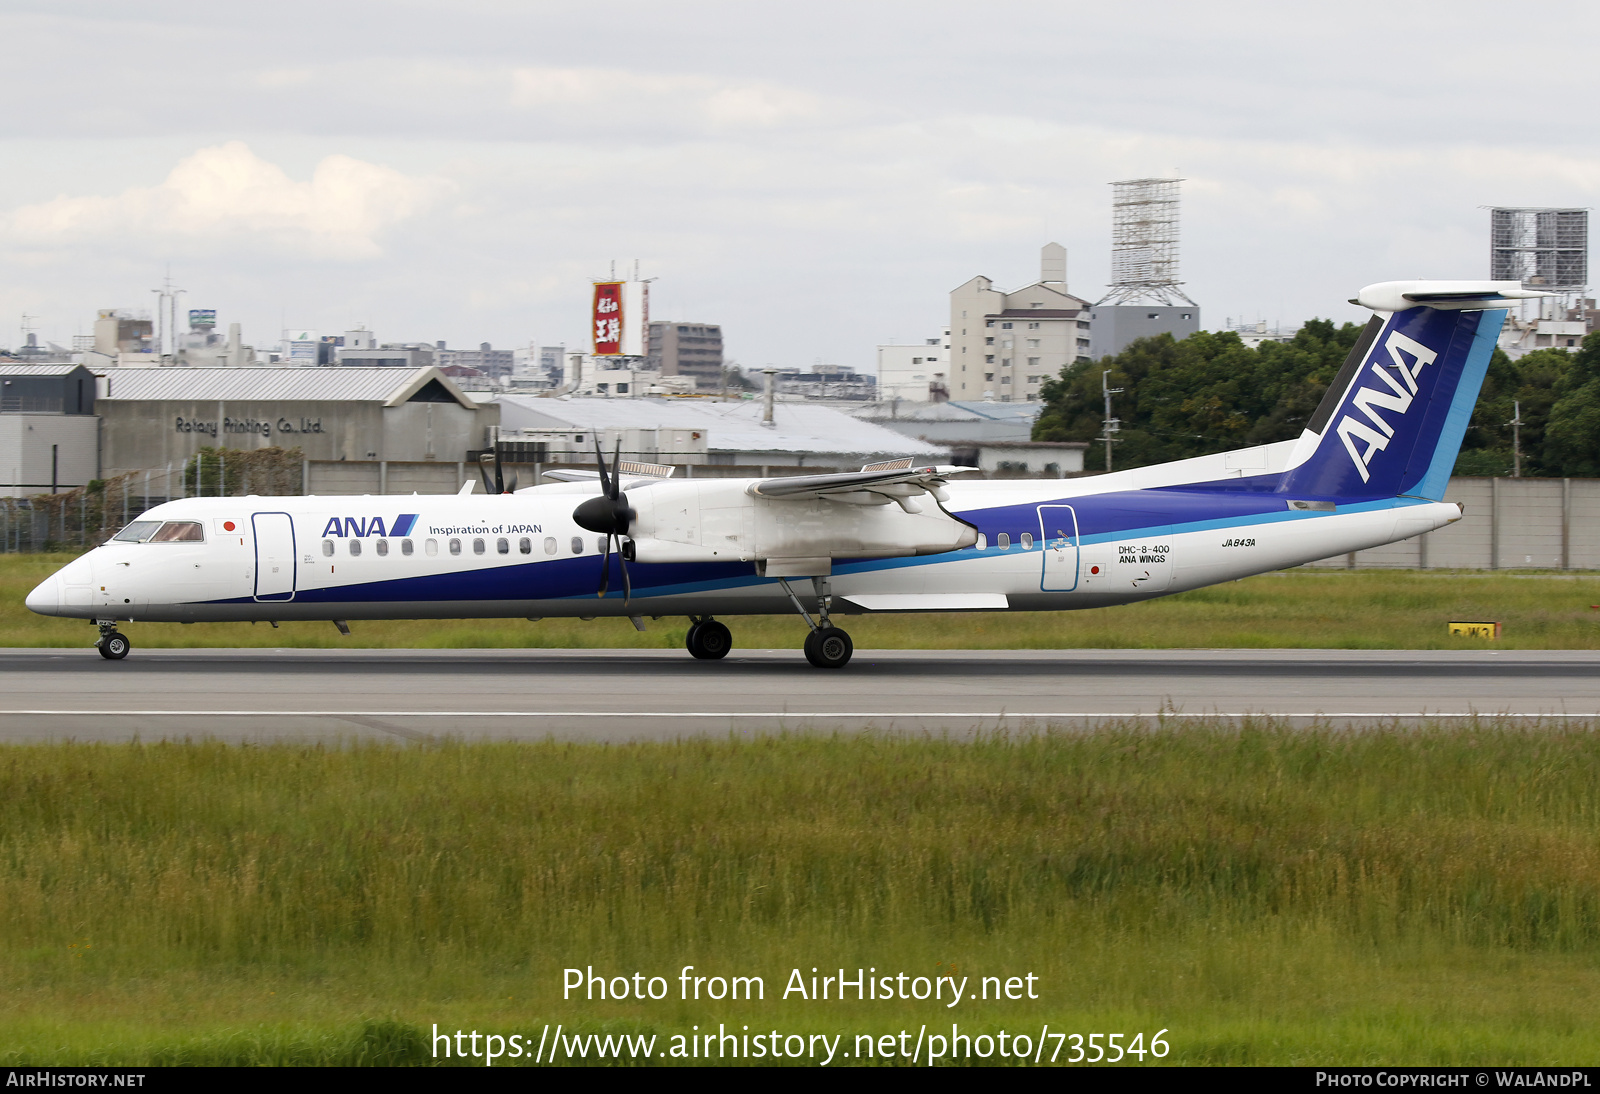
<box><xmin>1279</xmin><ymin>280</ymin><xmax>1545</xmax><ymax>502</ymax></box>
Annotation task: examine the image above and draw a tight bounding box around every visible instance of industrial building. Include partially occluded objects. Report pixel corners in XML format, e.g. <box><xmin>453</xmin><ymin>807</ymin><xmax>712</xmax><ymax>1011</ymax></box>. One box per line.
<box><xmin>498</xmin><ymin>395</ymin><xmax>946</xmax><ymax>474</ymax></box>
<box><xmin>948</xmin><ymin>244</ymin><xmax>1092</xmax><ymax>403</ymax></box>
<box><xmin>848</xmin><ymin>400</ymin><xmax>1081</xmax><ymax>476</ymax></box>
<box><xmin>0</xmin><ymin>363</ymin><xmax>101</xmax><ymax>497</ymax></box>
<box><xmin>645</xmin><ymin>322</ymin><xmax>724</xmax><ymax>388</ymax></box>
<box><xmin>436</xmin><ymin>342</ymin><xmax>515</xmax><ymax>379</ymax></box>
<box><xmin>96</xmin><ymin>367</ymin><xmax>497</xmax><ymax>495</ymax></box>
<box><xmin>852</xmin><ymin>400</ymin><xmax>1044</xmax><ymax>444</ymax></box>
<box><xmin>875</xmin><ymin>332</ymin><xmax>951</xmax><ymax>402</ymax></box>
<box><xmin>1088</xmin><ymin>303</ymin><xmax>1200</xmax><ymax>359</ymax></box>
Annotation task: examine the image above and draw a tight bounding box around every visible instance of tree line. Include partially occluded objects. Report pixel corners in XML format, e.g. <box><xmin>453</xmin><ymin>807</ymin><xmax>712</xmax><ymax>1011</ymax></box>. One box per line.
<box><xmin>1032</xmin><ymin>322</ymin><xmax>1600</xmax><ymax>477</ymax></box>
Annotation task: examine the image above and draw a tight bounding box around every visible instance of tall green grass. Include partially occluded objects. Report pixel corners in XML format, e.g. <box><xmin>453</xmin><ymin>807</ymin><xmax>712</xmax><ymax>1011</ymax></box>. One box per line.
<box><xmin>5</xmin><ymin>552</ymin><xmax>1600</xmax><ymax>650</ymax></box>
<box><xmin>3</xmin><ymin>726</ymin><xmax>1600</xmax><ymax>1064</ymax></box>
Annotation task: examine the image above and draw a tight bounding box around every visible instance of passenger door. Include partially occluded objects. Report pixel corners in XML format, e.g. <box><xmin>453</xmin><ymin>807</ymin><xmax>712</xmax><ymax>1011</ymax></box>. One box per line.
<box><xmin>252</xmin><ymin>512</ymin><xmax>296</xmax><ymax>601</ymax></box>
<box><xmin>1037</xmin><ymin>505</ymin><xmax>1080</xmax><ymax>592</ymax></box>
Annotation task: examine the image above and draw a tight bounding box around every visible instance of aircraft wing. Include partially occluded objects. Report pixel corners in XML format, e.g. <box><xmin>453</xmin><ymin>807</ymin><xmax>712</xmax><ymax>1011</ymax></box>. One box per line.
<box><xmin>747</xmin><ymin>466</ymin><xmax>976</xmax><ymax>508</ymax></box>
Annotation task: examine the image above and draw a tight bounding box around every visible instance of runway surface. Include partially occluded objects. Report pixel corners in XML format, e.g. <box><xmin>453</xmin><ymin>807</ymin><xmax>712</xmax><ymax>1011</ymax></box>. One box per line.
<box><xmin>0</xmin><ymin>646</ymin><xmax>1597</xmax><ymax>742</ymax></box>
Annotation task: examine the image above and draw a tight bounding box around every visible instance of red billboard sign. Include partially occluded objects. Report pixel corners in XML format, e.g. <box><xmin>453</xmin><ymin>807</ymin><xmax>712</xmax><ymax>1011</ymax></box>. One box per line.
<box><xmin>592</xmin><ymin>281</ymin><xmax>623</xmax><ymax>356</ymax></box>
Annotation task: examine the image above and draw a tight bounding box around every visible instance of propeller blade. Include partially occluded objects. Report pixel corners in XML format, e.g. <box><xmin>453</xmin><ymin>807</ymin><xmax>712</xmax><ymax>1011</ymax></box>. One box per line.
<box><xmin>618</xmin><ymin>542</ymin><xmax>631</xmax><ymax>603</ymax></box>
<box><xmin>610</xmin><ymin>439</ymin><xmax>623</xmax><ymax>499</ymax></box>
<box><xmin>506</xmin><ymin>470</ymin><xmax>519</xmax><ymax>493</ymax></box>
<box><xmin>597</xmin><ymin>533</ymin><xmax>610</xmax><ymax>599</ymax></box>
<box><xmin>593</xmin><ymin>437</ymin><xmax>612</xmax><ymax>499</ymax></box>
<box><xmin>494</xmin><ymin>441</ymin><xmax>505</xmax><ymax>494</ymax></box>
<box><xmin>478</xmin><ymin>455</ymin><xmax>495</xmax><ymax>495</ymax></box>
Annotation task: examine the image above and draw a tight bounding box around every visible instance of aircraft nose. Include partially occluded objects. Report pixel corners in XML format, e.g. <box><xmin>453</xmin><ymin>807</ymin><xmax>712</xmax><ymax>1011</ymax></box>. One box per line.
<box><xmin>25</xmin><ymin>575</ymin><xmax>60</xmax><ymax>616</ymax></box>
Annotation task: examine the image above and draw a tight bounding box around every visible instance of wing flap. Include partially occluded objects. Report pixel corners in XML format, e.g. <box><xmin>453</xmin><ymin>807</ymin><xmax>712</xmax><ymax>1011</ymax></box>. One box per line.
<box><xmin>842</xmin><ymin>593</ymin><xmax>1008</xmax><ymax>611</ymax></box>
<box><xmin>748</xmin><ymin>465</ymin><xmax>977</xmax><ymax>503</ymax></box>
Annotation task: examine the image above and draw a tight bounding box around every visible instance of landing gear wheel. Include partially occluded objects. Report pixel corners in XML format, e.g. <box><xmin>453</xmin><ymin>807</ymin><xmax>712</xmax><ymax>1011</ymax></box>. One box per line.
<box><xmin>98</xmin><ymin>632</ymin><xmax>130</xmax><ymax>660</ymax></box>
<box><xmin>686</xmin><ymin>620</ymin><xmax>732</xmax><ymax>660</ymax></box>
<box><xmin>803</xmin><ymin>626</ymin><xmax>853</xmax><ymax>669</ymax></box>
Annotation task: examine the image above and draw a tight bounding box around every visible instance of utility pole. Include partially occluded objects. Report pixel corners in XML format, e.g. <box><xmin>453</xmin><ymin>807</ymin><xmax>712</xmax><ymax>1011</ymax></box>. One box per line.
<box><xmin>1509</xmin><ymin>399</ymin><xmax>1523</xmax><ymax>478</ymax></box>
<box><xmin>1101</xmin><ymin>369</ymin><xmax>1123</xmax><ymax>472</ymax></box>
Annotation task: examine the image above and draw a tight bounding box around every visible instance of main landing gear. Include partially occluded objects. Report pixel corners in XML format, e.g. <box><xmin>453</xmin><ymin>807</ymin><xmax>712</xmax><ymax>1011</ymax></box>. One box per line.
<box><xmin>780</xmin><ymin>576</ymin><xmax>854</xmax><ymax>669</ymax></box>
<box><xmin>95</xmin><ymin>621</ymin><xmax>130</xmax><ymax>661</ymax></box>
<box><xmin>683</xmin><ymin>575</ymin><xmax>855</xmax><ymax>669</ymax></box>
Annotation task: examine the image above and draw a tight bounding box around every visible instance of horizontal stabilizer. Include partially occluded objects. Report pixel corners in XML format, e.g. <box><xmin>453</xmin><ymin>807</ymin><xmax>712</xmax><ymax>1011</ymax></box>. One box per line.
<box><xmin>1350</xmin><ymin>280</ymin><xmax>1553</xmax><ymax>313</ymax></box>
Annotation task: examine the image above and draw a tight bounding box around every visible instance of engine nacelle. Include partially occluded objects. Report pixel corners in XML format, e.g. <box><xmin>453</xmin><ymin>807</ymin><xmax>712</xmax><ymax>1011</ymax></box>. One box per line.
<box><xmin>625</xmin><ymin>479</ymin><xmax>975</xmax><ymax>568</ymax></box>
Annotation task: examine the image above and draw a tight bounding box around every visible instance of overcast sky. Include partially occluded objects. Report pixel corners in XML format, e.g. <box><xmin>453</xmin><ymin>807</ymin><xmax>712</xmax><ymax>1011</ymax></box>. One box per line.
<box><xmin>2</xmin><ymin>0</ymin><xmax>1596</xmax><ymax>371</ymax></box>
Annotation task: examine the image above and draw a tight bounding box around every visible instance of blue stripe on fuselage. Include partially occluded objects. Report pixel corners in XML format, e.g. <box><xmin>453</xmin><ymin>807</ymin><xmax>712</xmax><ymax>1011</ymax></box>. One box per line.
<box><xmin>196</xmin><ymin>491</ymin><xmax>1406</xmax><ymax>606</ymax></box>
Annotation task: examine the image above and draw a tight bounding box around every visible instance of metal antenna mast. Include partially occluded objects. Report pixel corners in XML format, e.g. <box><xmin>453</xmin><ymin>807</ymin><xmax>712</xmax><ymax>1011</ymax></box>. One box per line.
<box><xmin>1095</xmin><ymin>178</ymin><xmax>1196</xmax><ymax>307</ymax></box>
<box><xmin>1489</xmin><ymin>207</ymin><xmax>1588</xmax><ymax>320</ymax></box>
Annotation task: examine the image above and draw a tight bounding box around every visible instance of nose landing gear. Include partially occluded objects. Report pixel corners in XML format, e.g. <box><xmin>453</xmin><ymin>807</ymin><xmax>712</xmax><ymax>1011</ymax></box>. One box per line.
<box><xmin>686</xmin><ymin>617</ymin><xmax>732</xmax><ymax>660</ymax></box>
<box><xmin>95</xmin><ymin>621</ymin><xmax>130</xmax><ymax>661</ymax></box>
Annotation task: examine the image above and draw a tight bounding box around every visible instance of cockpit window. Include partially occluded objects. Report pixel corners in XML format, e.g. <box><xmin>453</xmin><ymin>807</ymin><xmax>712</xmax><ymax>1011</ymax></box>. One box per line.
<box><xmin>149</xmin><ymin>521</ymin><xmax>205</xmax><ymax>543</ymax></box>
<box><xmin>112</xmin><ymin>521</ymin><xmax>162</xmax><ymax>543</ymax></box>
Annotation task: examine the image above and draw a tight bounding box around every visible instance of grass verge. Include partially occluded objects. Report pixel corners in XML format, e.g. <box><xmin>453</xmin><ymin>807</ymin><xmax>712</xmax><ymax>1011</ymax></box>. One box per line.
<box><xmin>2</xmin><ymin>724</ymin><xmax>1599</xmax><ymax>1065</ymax></box>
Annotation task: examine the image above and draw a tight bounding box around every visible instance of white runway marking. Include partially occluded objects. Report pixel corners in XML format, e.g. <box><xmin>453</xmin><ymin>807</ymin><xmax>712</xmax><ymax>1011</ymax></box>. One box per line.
<box><xmin>0</xmin><ymin>710</ymin><xmax>1594</xmax><ymax>720</ymax></box>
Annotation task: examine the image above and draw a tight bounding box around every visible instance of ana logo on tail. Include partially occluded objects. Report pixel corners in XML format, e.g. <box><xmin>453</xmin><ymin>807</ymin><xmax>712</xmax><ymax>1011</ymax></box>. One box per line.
<box><xmin>1335</xmin><ymin>331</ymin><xmax>1439</xmax><ymax>482</ymax></box>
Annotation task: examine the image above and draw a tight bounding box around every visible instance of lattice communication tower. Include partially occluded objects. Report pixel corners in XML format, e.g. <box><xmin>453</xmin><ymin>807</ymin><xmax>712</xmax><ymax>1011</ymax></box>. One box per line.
<box><xmin>1096</xmin><ymin>178</ymin><xmax>1195</xmax><ymax>307</ymax></box>
<box><xmin>1489</xmin><ymin>207</ymin><xmax>1587</xmax><ymax>292</ymax></box>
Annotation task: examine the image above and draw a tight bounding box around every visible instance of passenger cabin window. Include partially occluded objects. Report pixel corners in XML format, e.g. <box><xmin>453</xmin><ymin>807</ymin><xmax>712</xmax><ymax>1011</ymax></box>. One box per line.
<box><xmin>472</xmin><ymin>538</ymin><xmax>486</xmax><ymax>555</ymax></box>
<box><xmin>976</xmin><ymin>533</ymin><xmax>987</xmax><ymax>551</ymax></box>
<box><xmin>545</xmin><ymin>537</ymin><xmax>557</xmax><ymax>555</ymax></box>
<box><xmin>401</xmin><ymin>539</ymin><xmax>414</xmax><ymax>556</ymax></box>
<box><xmin>376</xmin><ymin>539</ymin><xmax>389</xmax><ymax>556</ymax></box>
<box><xmin>112</xmin><ymin>521</ymin><xmax>162</xmax><ymax>543</ymax></box>
<box><xmin>349</xmin><ymin>539</ymin><xmax>362</xmax><ymax>557</ymax></box>
<box><xmin>449</xmin><ymin>538</ymin><xmax>461</xmax><ymax>556</ymax></box>
<box><xmin>997</xmin><ymin>533</ymin><xmax>1011</xmax><ymax>550</ymax></box>
<box><xmin>570</xmin><ymin>536</ymin><xmax>583</xmax><ymax>554</ymax></box>
<box><xmin>1020</xmin><ymin>533</ymin><xmax>1034</xmax><ymax>549</ymax></box>
<box><xmin>322</xmin><ymin>540</ymin><xmax>334</xmax><ymax>557</ymax></box>
<box><xmin>425</xmin><ymin>539</ymin><xmax>438</xmax><ymax>557</ymax></box>
<box><xmin>150</xmin><ymin>521</ymin><xmax>204</xmax><ymax>542</ymax></box>
<box><xmin>497</xmin><ymin>537</ymin><xmax>510</xmax><ymax>555</ymax></box>
<box><xmin>518</xmin><ymin>537</ymin><xmax>532</xmax><ymax>555</ymax></box>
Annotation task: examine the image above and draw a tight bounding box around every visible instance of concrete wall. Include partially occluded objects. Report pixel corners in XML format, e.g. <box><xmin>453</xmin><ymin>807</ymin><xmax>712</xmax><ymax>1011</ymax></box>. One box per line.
<box><xmin>1308</xmin><ymin>477</ymin><xmax>1600</xmax><ymax>570</ymax></box>
<box><xmin>0</xmin><ymin>414</ymin><xmax>101</xmax><ymax>496</ymax></box>
<box><xmin>305</xmin><ymin>460</ymin><xmax>466</xmax><ymax>496</ymax></box>
<box><xmin>99</xmin><ymin>398</ymin><xmax>496</xmax><ymax>478</ymax></box>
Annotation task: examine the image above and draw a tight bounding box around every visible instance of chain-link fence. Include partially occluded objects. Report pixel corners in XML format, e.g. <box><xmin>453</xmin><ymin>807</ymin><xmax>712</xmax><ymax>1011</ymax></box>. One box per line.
<box><xmin>1</xmin><ymin>446</ymin><xmax>304</xmax><ymax>553</ymax></box>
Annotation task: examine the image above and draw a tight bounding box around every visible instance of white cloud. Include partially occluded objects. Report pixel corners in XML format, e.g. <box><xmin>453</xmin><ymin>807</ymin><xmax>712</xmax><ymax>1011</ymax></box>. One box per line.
<box><xmin>6</xmin><ymin>142</ymin><xmax>446</xmax><ymax>259</ymax></box>
<box><xmin>510</xmin><ymin>66</ymin><xmax>838</xmax><ymax>132</ymax></box>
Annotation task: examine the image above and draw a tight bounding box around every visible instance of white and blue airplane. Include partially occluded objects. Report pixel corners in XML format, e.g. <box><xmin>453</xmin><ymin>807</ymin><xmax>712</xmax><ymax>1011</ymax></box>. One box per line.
<box><xmin>26</xmin><ymin>280</ymin><xmax>1542</xmax><ymax>668</ymax></box>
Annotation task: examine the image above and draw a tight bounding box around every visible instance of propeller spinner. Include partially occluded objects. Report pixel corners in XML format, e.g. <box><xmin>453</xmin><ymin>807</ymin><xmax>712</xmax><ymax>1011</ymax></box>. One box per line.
<box><xmin>572</xmin><ymin>438</ymin><xmax>635</xmax><ymax>600</ymax></box>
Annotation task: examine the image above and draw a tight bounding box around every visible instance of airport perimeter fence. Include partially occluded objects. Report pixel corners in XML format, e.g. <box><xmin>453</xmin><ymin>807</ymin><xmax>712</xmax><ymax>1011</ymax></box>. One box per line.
<box><xmin>1</xmin><ymin>447</ymin><xmax>305</xmax><ymax>554</ymax></box>
<box><xmin>1304</xmin><ymin>476</ymin><xmax>1600</xmax><ymax>571</ymax></box>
